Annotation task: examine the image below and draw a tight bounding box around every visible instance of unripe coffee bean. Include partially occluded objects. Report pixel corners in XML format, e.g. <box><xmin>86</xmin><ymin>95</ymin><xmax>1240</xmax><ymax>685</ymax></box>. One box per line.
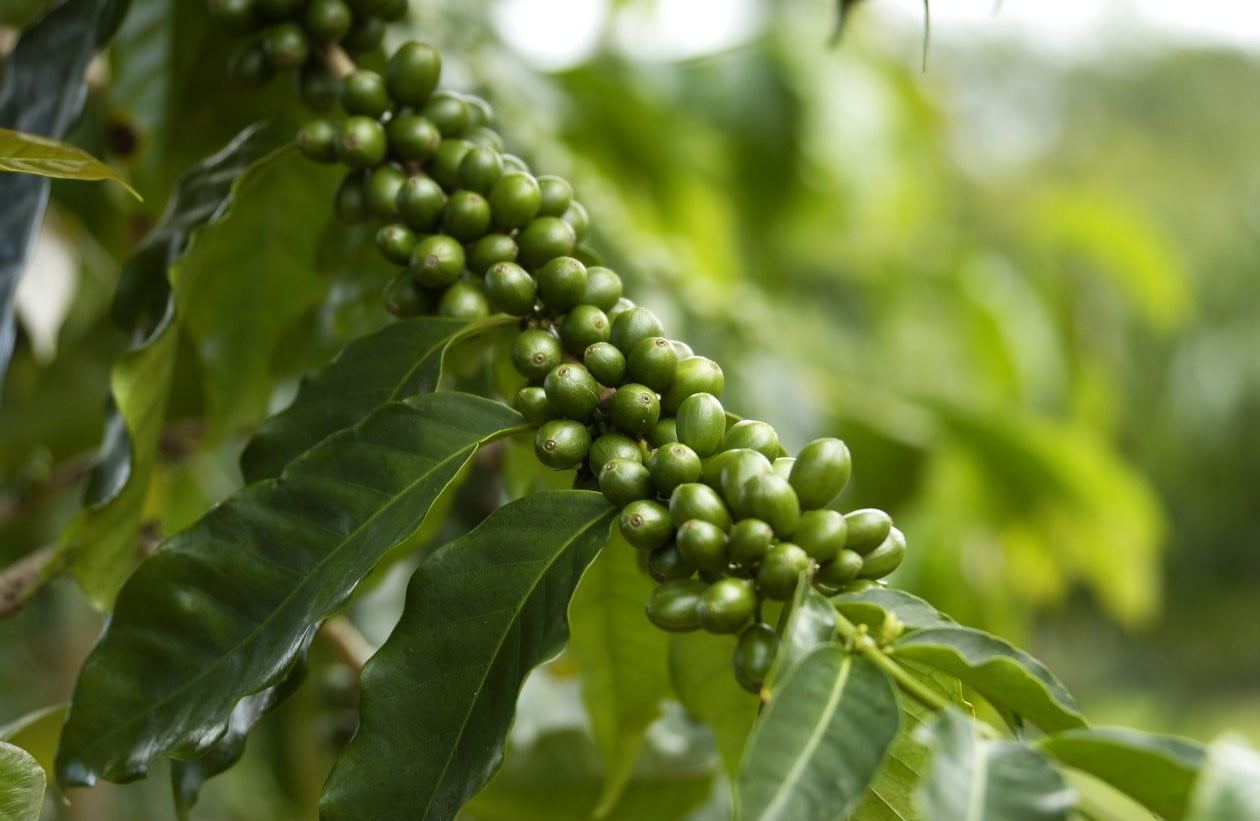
<box><xmin>458</xmin><ymin>144</ymin><xmax>503</xmax><ymax>193</ymax></box>
<box><xmin>386</xmin><ymin>114</ymin><xmax>441</xmax><ymax>162</ymax></box>
<box><xmin>397</xmin><ymin>175</ymin><xmax>446</xmax><ymax>232</ymax></box>
<box><xmin>599</xmin><ymin>459</ymin><xmax>653</xmax><ymax>508</ymax></box>
<box><xmin>517</xmin><ymin>216</ymin><xmax>576</xmax><ymax>268</ymax></box>
<box><xmin>727</xmin><ymin>518</ymin><xmax>775</xmax><ymax>568</ymax></box>
<box><xmin>619</xmin><ymin>499</ymin><xmax>673</xmax><ymax>551</ymax></box>
<box><xmin>558</xmin><ymin>305</ymin><xmax>609</xmax><ymax>354</ymax></box>
<box><xmin>583</xmin><ymin>342</ymin><xmax>626</xmax><ymax>387</ymax></box>
<box><xmin>366</xmin><ymin>164</ymin><xmax>407</xmax><ymax>221</ymax></box>
<box><xmin>715</xmin><ymin>449</ymin><xmax>773</xmax><ymax>514</ymax></box>
<box><xmin>510</xmin><ymin>329</ymin><xmax>562</xmax><ymax>381</ymax></box>
<box><xmin>721</xmin><ymin>420</ymin><xmax>781</xmax><ymax>462</ymax></box>
<box><xmin>514</xmin><ymin>386</ymin><xmax>557</xmax><ymax>427</ymax></box>
<box><xmin>757</xmin><ymin>542</ymin><xmax>811</xmax><ymax>600</ymax></box>
<box><xmin>790</xmin><ymin>437</ymin><xmax>852</xmax><ymax>510</ymax></box>
<box><xmin>588</xmin><ymin>433</ymin><xmax>642</xmax><ymax>472</ymax></box>
<box><xmin>609</xmin><ymin>306</ymin><xmax>664</xmax><ymax>354</ymax></box>
<box><xmin>697</xmin><ymin>578</ymin><xmax>756</xmax><ymax>634</ymax></box>
<box><xmin>858</xmin><ymin>527</ymin><xmax>906</xmax><ymax>579</ymax></box>
<box><xmin>661</xmin><ymin>356</ymin><xmax>724</xmax><ymax>413</ymax></box>
<box><xmin>489</xmin><ymin>173</ymin><xmax>541</xmax><ymax>230</ymax></box>
<box><xmin>668</xmin><ymin>482</ymin><xmax>733</xmax><ymax>531</ymax></box>
<box><xmin>543</xmin><ymin>363</ymin><xmax>600</xmax><ymax>420</ymax></box>
<box><xmin>337</xmin><ymin>116</ymin><xmax>388</xmax><ymax>167</ymax></box>
<box><xmin>844</xmin><ymin>508</ymin><xmax>893</xmax><ymax>555</ymax></box>
<box><xmin>608</xmin><ymin>383</ymin><xmax>660</xmax><ymax>437</ymax></box>
<box><xmin>815</xmin><ymin>549</ymin><xmax>863</xmax><ymax>588</ymax></box>
<box><xmin>534</xmin><ymin>418</ymin><xmax>591</xmax><ymax>470</ymax></box>
<box><xmin>375</xmin><ymin>223</ymin><xmax>417</xmax><ymax>265</ymax></box>
<box><xmin>536</xmin><ymin>174</ymin><xmax>573</xmax><ymax>216</ymax></box>
<box><xmin>676</xmin><ymin>519</ymin><xmax>728</xmax><ymax>573</ymax></box>
<box><xmin>467</xmin><ymin>234</ymin><xmax>518</xmax><ymax>277</ymax></box>
<box><xmin>737</xmin><ymin>473</ymin><xmax>801</xmax><ymax>538</ymax></box>
<box><xmin>648</xmin><ymin>543</ymin><xmax>696</xmax><ymax>584</ymax></box>
<box><xmin>409</xmin><ymin>234</ymin><xmax>465</xmax><ymax>288</ymax></box>
<box><xmin>341</xmin><ymin>69</ymin><xmax>390</xmax><ymax>117</ymax></box>
<box><xmin>627</xmin><ymin>336</ymin><xmax>678</xmax><ymax>392</ymax></box>
<box><xmin>387</xmin><ymin>41</ymin><xmax>442</xmax><ymax>107</ymax></box>
<box><xmin>675</xmin><ymin>393</ymin><xmax>726</xmax><ymax>458</ymax></box>
<box><xmin>442</xmin><ymin>190</ymin><xmax>492</xmax><ymax>242</ymax></box>
<box><xmin>733</xmin><ymin>623</ymin><xmax>779</xmax><ymax>694</ymax></box>
<box><xmin>582</xmin><ymin>266</ymin><xmax>623</xmax><ymax>311</ymax></box>
<box><xmin>483</xmin><ymin>262</ymin><xmax>535</xmax><ymax>315</ymax></box>
<box><xmin>437</xmin><ymin>281</ymin><xmax>488</xmax><ymax>320</ymax></box>
<box><xmin>793</xmin><ymin>509</ymin><xmax>848</xmax><ymax>563</ymax></box>
<box><xmin>646</xmin><ymin>579</ymin><xmax>707</xmax><ymax>633</ymax></box>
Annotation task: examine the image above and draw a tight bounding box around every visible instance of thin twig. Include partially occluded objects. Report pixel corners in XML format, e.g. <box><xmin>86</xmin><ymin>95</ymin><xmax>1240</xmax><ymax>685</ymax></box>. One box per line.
<box><xmin>0</xmin><ymin>543</ymin><xmax>56</xmax><ymax>618</ymax></box>
<box><xmin>319</xmin><ymin>41</ymin><xmax>357</xmax><ymax>80</ymax></box>
<box><xmin>320</xmin><ymin>616</ymin><xmax>374</xmax><ymax>672</ymax></box>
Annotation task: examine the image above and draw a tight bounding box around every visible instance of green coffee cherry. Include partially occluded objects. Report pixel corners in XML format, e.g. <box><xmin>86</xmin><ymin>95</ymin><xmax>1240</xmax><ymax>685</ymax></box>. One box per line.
<box><xmin>661</xmin><ymin>356</ymin><xmax>724</xmax><ymax>413</ymax></box>
<box><xmin>792</xmin><ymin>509</ymin><xmax>847</xmax><ymax>563</ymax></box>
<box><xmin>676</xmin><ymin>519</ymin><xmax>728</xmax><ymax>574</ymax></box>
<box><xmin>844</xmin><ymin>508</ymin><xmax>893</xmax><ymax>555</ymax></box>
<box><xmin>645</xmin><ymin>579</ymin><xmax>707</xmax><ymax>633</ymax></box>
<box><xmin>675</xmin><ymin>393</ymin><xmax>726</xmax><ymax>458</ymax></box>
<box><xmin>409</xmin><ymin>234</ymin><xmax>465</xmax><ymax>288</ymax></box>
<box><xmin>609</xmin><ymin>306</ymin><xmax>664</xmax><ymax>354</ymax></box>
<box><xmin>772</xmin><ymin>457</ymin><xmax>795</xmax><ymax>480</ymax></box>
<box><xmin>672</xmin><ymin>340</ymin><xmax>694</xmax><ymax>359</ymax></box>
<box><xmin>669</xmin><ymin>483</ymin><xmax>732</xmax><ymax>531</ymax></box>
<box><xmin>858</xmin><ymin>527</ymin><xmax>906</xmax><ymax>579</ymax></box>
<box><xmin>727</xmin><ymin>518</ymin><xmax>775</xmax><ymax>568</ymax></box>
<box><xmin>543</xmin><ymin>363</ymin><xmax>600</xmax><ymax>420</ymax></box>
<box><xmin>733</xmin><ymin>623</ymin><xmax>779</xmax><ymax>694</ymax></box>
<box><xmin>440</xmin><ymin>190</ymin><xmax>491</xmax><ymax>242</ymax></box>
<box><xmin>209</xmin><ymin>0</ymin><xmax>259</xmax><ymax>32</ymax></box>
<box><xmin>518</xmin><ymin>217</ymin><xmax>577</xmax><ymax>269</ymax></box>
<box><xmin>387</xmin><ymin>41</ymin><xmax>442</xmax><ymax>107</ymax></box>
<box><xmin>466</xmin><ymin>125</ymin><xmax>503</xmax><ymax>151</ymax></box>
<box><xmin>483</xmin><ymin>261</ymin><xmax>535</xmax><ymax>315</ymax></box>
<box><xmin>535</xmin><ymin>418</ymin><xmax>591</xmax><ymax>470</ymax></box>
<box><xmin>608</xmin><ymin>383</ymin><xmax>660</xmax><ymax>437</ymax></box>
<box><xmin>298</xmin><ymin>61</ymin><xmax>338</xmax><ymax>110</ymax></box>
<box><xmin>815</xmin><ymin>549</ymin><xmax>863</xmax><ymax>588</ymax></box>
<box><xmin>263</xmin><ymin>22</ymin><xmax>309</xmax><ymax>70</ymax></box>
<box><xmin>582</xmin><ymin>266</ymin><xmax>623</xmax><ymax>311</ymax></box>
<box><xmin>620</xmin><ymin>499</ymin><xmax>673</xmax><ymax>551</ymax></box>
<box><xmin>337</xmin><ymin>115</ymin><xmax>388</xmax><ymax>167</ymax></box>
<box><xmin>647</xmin><ymin>417</ymin><xmax>678</xmax><ymax>448</ymax></box>
<box><xmin>588</xmin><ymin>433</ymin><xmax>642</xmax><ymax>472</ymax></box>
<box><xmin>514</xmin><ymin>386</ymin><xmax>557</xmax><ymax>427</ymax></box>
<box><xmin>648</xmin><ymin>543</ymin><xmax>696</xmax><ymax>584</ymax></box>
<box><xmin>375</xmin><ymin>223</ymin><xmax>417</xmax><ymax>265</ymax></box>
<box><xmin>305</xmin><ymin>0</ymin><xmax>352</xmax><ymax>41</ymax></box>
<box><xmin>713</xmin><ymin>449</ymin><xmax>773</xmax><ymax>512</ymax></box>
<box><xmin>421</xmin><ymin>91</ymin><xmax>470</xmax><ymax>137</ymax></box>
<box><xmin>342</xmin><ymin>70</ymin><xmax>390</xmax><ymax>117</ymax></box>
<box><xmin>396</xmin><ymin>175</ymin><xmax>446</xmax><ymax>232</ymax></box>
<box><xmin>510</xmin><ymin>329</ymin><xmax>562</xmax><ymax>381</ymax></box>
<box><xmin>738</xmin><ymin>474</ymin><xmax>801</xmax><ymax>538</ymax></box>
<box><xmin>429</xmin><ymin>138</ymin><xmax>472</xmax><ymax>189</ymax></box>
<box><xmin>757</xmin><ymin>542</ymin><xmax>811</xmax><ymax>600</ymax></box>
<box><xmin>437</xmin><ymin>281</ymin><xmax>488</xmax><ymax>320</ymax></box>
<box><xmin>583</xmin><ymin>342</ymin><xmax>626</xmax><ymax>387</ymax></box>
<box><xmin>386</xmin><ymin>114</ymin><xmax>441</xmax><ymax>162</ymax></box>
<box><xmin>537</xmin><ymin>257</ymin><xmax>588</xmax><ymax>314</ymax></box>
<box><xmin>790</xmin><ymin>437</ymin><xmax>852</xmax><ymax>510</ymax></box>
<box><xmin>558</xmin><ymin>305</ymin><xmax>609</xmax><ymax>355</ymax></box>
<box><xmin>721</xmin><ymin>420</ymin><xmax>781</xmax><ymax>462</ymax></box>
<box><xmin>488</xmin><ymin>173</ymin><xmax>542</xmax><ymax>230</ymax></box>
<box><xmin>501</xmin><ymin>153</ymin><xmax>529</xmax><ymax>173</ymax></box>
<box><xmin>461</xmin><ymin>93</ymin><xmax>492</xmax><ymax>127</ymax></box>
<box><xmin>334</xmin><ymin>170</ymin><xmax>369</xmax><ymax>223</ymax></box>
<box><xmin>599</xmin><ymin>459</ymin><xmax>653</xmax><ymax>508</ymax></box>
<box><xmin>563</xmin><ymin>201</ymin><xmax>590</xmax><ymax>242</ymax></box>
<box><xmin>297</xmin><ymin>119</ymin><xmax>338</xmax><ymax>162</ymax></box>
<box><xmin>626</xmin><ymin>336</ymin><xmax>678</xmax><ymax>392</ymax></box>
<box><xmin>383</xmin><ymin>272</ymin><xmax>433</xmax><ymax>317</ymax></box>
<box><xmin>697</xmin><ymin>578</ymin><xmax>756</xmax><ymax>634</ymax></box>
<box><xmin>648</xmin><ymin>443</ymin><xmax>702</xmax><ymax>496</ymax></box>
<box><xmin>607</xmin><ymin>297</ymin><xmax>635</xmax><ymax>321</ymax></box>
<box><xmin>536</xmin><ymin>174</ymin><xmax>573</xmax><ymax>216</ymax></box>
<box><xmin>366</xmin><ymin>164</ymin><xmax>406</xmax><ymax>221</ymax></box>
<box><xmin>467</xmin><ymin>234</ymin><xmax>517</xmax><ymax>277</ymax></box>
<box><xmin>457</xmin><ymin>145</ymin><xmax>503</xmax><ymax>193</ymax></box>
<box><xmin>341</xmin><ymin>16</ymin><xmax>385</xmax><ymax>53</ymax></box>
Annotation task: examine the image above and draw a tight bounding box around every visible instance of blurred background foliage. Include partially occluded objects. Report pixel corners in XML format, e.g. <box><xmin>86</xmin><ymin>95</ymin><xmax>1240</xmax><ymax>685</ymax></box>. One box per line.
<box><xmin>1</xmin><ymin>0</ymin><xmax>1257</xmax><ymax>818</ymax></box>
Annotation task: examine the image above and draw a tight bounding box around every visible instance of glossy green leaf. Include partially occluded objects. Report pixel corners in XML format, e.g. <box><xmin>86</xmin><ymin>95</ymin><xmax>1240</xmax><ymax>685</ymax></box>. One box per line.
<box><xmin>63</xmin><ymin>124</ymin><xmax>288</xmax><ymax>610</ymax></box>
<box><xmin>0</xmin><ymin>0</ymin><xmax>127</xmax><ymax>393</ymax></box>
<box><xmin>915</xmin><ymin>710</ymin><xmax>1075</xmax><ymax>821</ymax></box>
<box><xmin>735</xmin><ymin>646</ymin><xmax>899</xmax><ymax>821</ymax></box>
<box><xmin>891</xmin><ymin>626</ymin><xmax>1086</xmax><ymax>733</ymax></box>
<box><xmin>566</xmin><ymin>531</ymin><xmax>671</xmax><ymax>817</ymax></box>
<box><xmin>832</xmin><ymin>587</ymin><xmax>951</xmax><ymax>633</ymax></box>
<box><xmin>56</xmin><ymin>392</ymin><xmax>523</xmax><ymax>785</ymax></box>
<box><xmin>0</xmin><ymin>127</ymin><xmax>138</xmax><ymax>197</ymax></box>
<box><xmin>1040</xmin><ymin>726</ymin><xmax>1204</xmax><ymax>821</ymax></box>
<box><xmin>765</xmin><ymin>584</ymin><xmax>836</xmax><ymax>691</ymax></box>
<box><xmin>669</xmin><ymin>631</ymin><xmax>759</xmax><ymax>777</ymax></box>
<box><xmin>0</xmin><ymin>741</ymin><xmax>45</xmax><ymax>821</ymax></box>
<box><xmin>1185</xmin><ymin>735</ymin><xmax>1260</xmax><ymax>821</ymax></box>
<box><xmin>320</xmin><ymin>490</ymin><xmax>615</xmax><ymax>821</ymax></box>
<box><xmin>241</xmin><ymin>315</ymin><xmax>513</xmax><ymax>482</ymax></box>
<box><xmin>851</xmin><ymin>692</ymin><xmax>942</xmax><ymax>821</ymax></box>
<box><xmin>171</xmin><ymin>145</ymin><xmax>340</xmax><ymax>441</ymax></box>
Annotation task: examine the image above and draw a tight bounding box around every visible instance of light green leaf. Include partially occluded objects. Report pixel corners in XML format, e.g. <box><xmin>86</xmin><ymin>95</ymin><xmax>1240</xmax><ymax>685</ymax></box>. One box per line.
<box><xmin>735</xmin><ymin>646</ymin><xmax>900</xmax><ymax>821</ymax></box>
<box><xmin>1185</xmin><ymin>735</ymin><xmax>1260</xmax><ymax>821</ymax></box>
<box><xmin>56</xmin><ymin>392</ymin><xmax>523</xmax><ymax>786</ymax></box>
<box><xmin>669</xmin><ymin>631</ymin><xmax>759</xmax><ymax>777</ymax></box>
<box><xmin>764</xmin><ymin>584</ymin><xmax>836</xmax><ymax>691</ymax></box>
<box><xmin>1040</xmin><ymin>726</ymin><xmax>1204</xmax><ymax>821</ymax></box>
<box><xmin>320</xmin><ymin>491</ymin><xmax>615</xmax><ymax>821</ymax></box>
<box><xmin>0</xmin><ymin>127</ymin><xmax>139</xmax><ymax>198</ymax></box>
<box><xmin>0</xmin><ymin>741</ymin><xmax>45</xmax><ymax>821</ymax></box>
<box><xmin>0</xmin><ymin>705</ymin><xmax>64</xmax><ymax>779</ymax></box>
<box><xmin>915</xmin><ymin>710</ymin><xmax>1075</xmax><ymax>821</ymax></box>
<box><xmin>892</xmin><ymin>626</ymin><xmax>1086</xmax><ymax>733</ymax></box>
<box><xmin>832</xmin><ymin>587</ymin><xmax>951</xmax><ymax>633</ymax></box>
<box><xmin>567</xmin><ymin>531</ymin><xmax>671</xmax><ymax>817</ymax></box>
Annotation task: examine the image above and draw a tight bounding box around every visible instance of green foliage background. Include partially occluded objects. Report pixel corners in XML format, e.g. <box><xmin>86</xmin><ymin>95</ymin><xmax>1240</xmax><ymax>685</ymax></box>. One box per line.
<box><xmin>0</xmin><ymin>0</ymin><xmax>1257</xmax><ymax>818</ymax></box>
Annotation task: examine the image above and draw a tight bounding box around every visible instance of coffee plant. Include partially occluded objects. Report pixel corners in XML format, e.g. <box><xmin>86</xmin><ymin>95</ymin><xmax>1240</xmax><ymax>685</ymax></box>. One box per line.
<box><xmin>1</xmin><ymin>1</ymin><xmax>1258</xmax><ymax>819</ymax></box>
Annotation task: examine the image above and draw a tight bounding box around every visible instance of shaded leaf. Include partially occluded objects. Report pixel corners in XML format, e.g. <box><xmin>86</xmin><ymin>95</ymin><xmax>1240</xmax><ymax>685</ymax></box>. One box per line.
<box><xmin>566</xmin><ymin>532</ymin><xmax>671</xmax><ymax>817</ymax></box>
<box><xmin>832</xmin><ymin>587</ymin><xmax>951</xmax><ymax>633</ymax></box>
<box><xmin>56</xmin><ymin>392</ymin><xmax>523</xmax><ymax>785</ymax></box>
<box><xmin>0</xmin><ymin>741</ymin><xmax>45</xmax><ymax>821</ymax></box>
<box><xmin>765</xmin><ymin>584</ymin><xmax>836</xmax><ymax>690</ymax></box>
<box><xmin>851</xmin><ymin>690</ymin><xmax>947</xmax><ymax>821</ymax></box>
<box><xmin>892</xmin><ymin>626</ymin><xmax>1086</xmax><ymax>733</ymax></box>
<box><xmin>242</xmin><ymin>315</ymin><xmax>513</xmax><ymax>482</ymax></box>
<box><xmin>915</xmin><ymin>710</ymin><xmax>1075</xmax><ymax>821</ymax></box>
<box><xmin>669</xmin><ymin>631</ymin><xmax>758</xmax><ymax>777</ymax></box>
<box><xmin>0</xmin><ymin>0</ymin><xmax>127</xmax><ymax>394</ymax></box>
<box><xmin>0</xmin><ymin>127</ymin><xmax>139</xmax><ymax>197</ymax></box>
<box><xmin>735</xmin><ymin>646</ymin><xmax>899</xmax><ymax>821</ymax></box>
<box><xmin>1040</xmin><ymin>726</ymin><xmax>1204</xmax><ymax>821</ymax></box>
<box><xmin>320</xmin><ymin>490</ymin><xmax>616</xmax><ymax>821</ymax></box>
<box><xmin>1185</xmin><ymin>735</ymin><xmax>1260</xmax><ymax>821</ymax></box>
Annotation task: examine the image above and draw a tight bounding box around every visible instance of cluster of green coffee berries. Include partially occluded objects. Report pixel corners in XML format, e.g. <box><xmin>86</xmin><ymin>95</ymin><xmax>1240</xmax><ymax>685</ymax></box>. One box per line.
<box><xmin>209</xmin><ymin>0</ymin><xmax>403</xmax><ymax>92</ymax></box>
